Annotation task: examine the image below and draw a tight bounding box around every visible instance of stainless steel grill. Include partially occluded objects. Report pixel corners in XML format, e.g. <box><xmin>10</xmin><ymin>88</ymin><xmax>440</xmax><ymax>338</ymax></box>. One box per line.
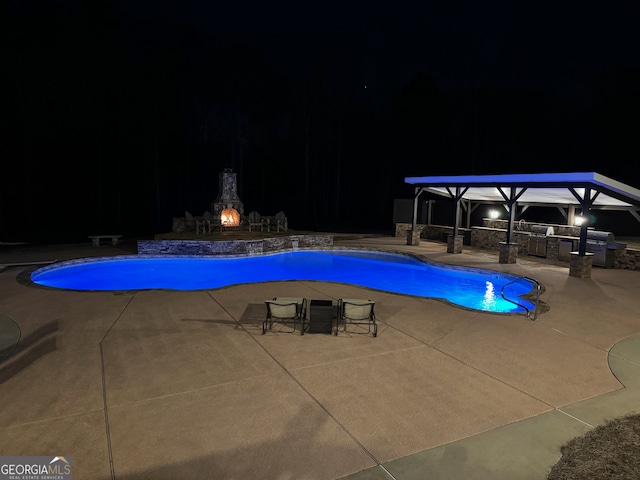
<box><xmin>528</xmin><ymin>225</ymin><xmax>555</xmax><ymax>257</ymax></box>
<box><xmin>586</xmin><ymin>230</ymin><xmax>626</xmax><ymax>268</ymax></box>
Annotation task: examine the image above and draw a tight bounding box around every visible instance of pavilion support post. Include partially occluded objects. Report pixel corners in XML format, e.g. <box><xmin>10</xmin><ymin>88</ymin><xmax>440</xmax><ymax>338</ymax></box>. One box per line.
<box><xmin>578</xmin><ymin>224</ymin><xmax>588</xmax><ymax>256</ymax></box>
<box><xmin>497</xmin><ymin>186</ymin><xmax>525</xmax><ymax>264</ymax></box>
<box><xmin>411</xmin><ymin>188</ymin><xmax>419</xmax><ymax>231</ymax></box>
<box><xmin>569</xmin><ymin>186</ymin><xmax>594</xmax><ymax>278</ymax></box>
<box><xmin>427</xmin><ymin>200</ymin><xmax>434</xmax><ymax>225</ymax></box>
<box><xmin>453</xmin><ymin>191</ymin><xmax>461</xmax><ymax>238</ymax></box>
<box><xmin>505</xmin><ymin>189</ymin><xmax>516</xmax><ymax>244</ymax></box>
<box><xmin>570</xmin><ymin>220</ymin><xmax>594</xmax><ymax>277</ymax></box>
<box><xmin>447</xmin><ymin>234</ymin><xmax>463</xmax><ymax>253</ymax></box>
<box><xmin>407</xmin><ymin>187</ymin><xmax>423</xmax><ymax>246</ymax></box>
<box><xmin>407</xmin><ymin>230</ymin><xmax>421</xmax><ymax>246</ymax></box>
<box><xmin>447</xmin><ymin>188</ymin><xmax>464</xmax><ymax>253</ymax></box>
<box><xmin>571</xmin><ymin>186</ymin><xmax>591</xmax><ymax>257</ymax></box>
<box><xmin>499</xmin><ymin>242</ymin><xmax>519</xmax><ymax>264</ymax></box>
<box><xmin>569</xmin><ymin>252</ymin><xmax>594</xmax><ymax>278</ymax></box>
<box><xmin>567</xmin><ymin>205</ymin><xmax>576</xmax><ymax>226</ymax></box>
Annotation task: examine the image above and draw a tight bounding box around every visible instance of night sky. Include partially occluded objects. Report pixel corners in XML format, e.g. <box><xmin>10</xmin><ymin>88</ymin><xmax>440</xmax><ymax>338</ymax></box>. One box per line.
<box><xmin>2</xmin><ymin>1</ymin><xmax>640</xmax><ymax>243</ymax></box>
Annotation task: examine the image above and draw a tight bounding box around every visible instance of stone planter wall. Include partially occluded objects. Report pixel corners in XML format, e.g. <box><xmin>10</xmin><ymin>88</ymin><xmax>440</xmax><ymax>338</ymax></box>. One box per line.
<box><xmin>138</xmin><ymin>235</ymin><xmax>333</xmax><ymax>256</ymax></box>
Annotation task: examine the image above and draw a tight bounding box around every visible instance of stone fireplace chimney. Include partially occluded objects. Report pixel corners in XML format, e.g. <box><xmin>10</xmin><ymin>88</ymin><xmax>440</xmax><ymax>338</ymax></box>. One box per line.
<box><xmin>211</xmin><ymin>168</ymin><xmax>244</xmax><ymax>217</ymax></box>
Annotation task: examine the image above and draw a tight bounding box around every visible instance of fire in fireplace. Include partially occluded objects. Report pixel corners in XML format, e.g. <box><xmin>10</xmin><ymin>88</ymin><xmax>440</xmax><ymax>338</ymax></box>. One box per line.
<box><xmin>220</xmin><ymin>207</ymin><xmax>241</xmax><ymax>227</ymax></box>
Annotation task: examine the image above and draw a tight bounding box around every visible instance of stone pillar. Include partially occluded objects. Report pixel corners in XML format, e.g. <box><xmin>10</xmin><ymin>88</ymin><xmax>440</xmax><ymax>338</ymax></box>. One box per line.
<box><xmin>499</xmin><ymin>242</ymin><xmax>519</xmax><ymax>264</ymax></box>
<box><xmin>407</xmin><ymin>230</ymin><xmax>420</xmax><ymax>246</ymax></box>
<box><xmin>569</xmin><ymin>252</ymin><xmax>594</xmax><ymax>278</ymax></box>
<box><xmin>447</xmin><ymin>234</ymin><xmax>463</xmax><ymax>253</ymax></box>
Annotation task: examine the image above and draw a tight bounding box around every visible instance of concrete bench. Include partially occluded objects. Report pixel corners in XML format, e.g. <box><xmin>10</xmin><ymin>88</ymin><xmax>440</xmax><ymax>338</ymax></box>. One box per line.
<box><xmin>88</xmin><ymin>235</ymin><xmax>122</xmax><ymax>247</ymax></box>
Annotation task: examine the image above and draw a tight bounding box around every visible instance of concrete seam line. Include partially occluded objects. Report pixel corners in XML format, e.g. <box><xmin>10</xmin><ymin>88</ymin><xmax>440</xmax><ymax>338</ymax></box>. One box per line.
<box><xmin>555</xmin><ymin>409</ymin><xmax>595</xmax><ymax>429</ymax></box>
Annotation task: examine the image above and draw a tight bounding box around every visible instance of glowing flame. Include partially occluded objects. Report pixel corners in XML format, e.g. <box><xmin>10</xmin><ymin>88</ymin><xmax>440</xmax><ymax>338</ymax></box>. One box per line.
<box><xmin>220</xmin><ymin>208</ymin><xmax>240</xmax><ymax>226</ymax></box>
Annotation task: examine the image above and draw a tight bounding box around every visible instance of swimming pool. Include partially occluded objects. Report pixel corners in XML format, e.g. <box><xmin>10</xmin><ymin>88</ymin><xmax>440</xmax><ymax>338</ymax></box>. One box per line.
<box><xmin>30</xmin><ymin>250</ymin><xmax>535</xmax><ymax>313</ymax></box>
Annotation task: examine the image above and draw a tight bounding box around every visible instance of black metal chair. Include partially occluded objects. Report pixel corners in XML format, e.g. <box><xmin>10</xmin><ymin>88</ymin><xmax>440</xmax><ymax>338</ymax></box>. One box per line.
<box><xmin>263</xmin><ymin>297</ymin><xmax>308</xmax><ymax>335</ymax></box>
<box><xmin>336</xmin><ymin>299</ymin><xmax>377</xmax><ymax>337</ymax></box>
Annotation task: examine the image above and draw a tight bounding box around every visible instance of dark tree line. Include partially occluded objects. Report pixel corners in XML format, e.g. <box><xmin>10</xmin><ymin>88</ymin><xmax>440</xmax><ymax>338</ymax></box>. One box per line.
<box><xmin>2</xmin><ymin>1</ymin><xmax>639</xmax><ymax>243</ymax></box>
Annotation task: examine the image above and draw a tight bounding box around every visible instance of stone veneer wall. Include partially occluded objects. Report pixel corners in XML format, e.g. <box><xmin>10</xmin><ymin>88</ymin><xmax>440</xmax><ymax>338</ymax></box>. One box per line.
<box><xmin>613</xmin><ymin>246</ymin><xmax>640</xmax><ymax>270</ymax></box>
<box><xmin>482</xmin><ymin>219</ymin><xmax>582</xmax><ymax>237</ymax></box>
<box><xmin>394</xmin><ymin>223</ymin><xmax>471</xmax><ymax>244</ymax></box>
<box><xmin>394</xmin><ymin>223</ymin><xmax>425</xmax><ymax>237</ymax></box>
<box><xmin>469</xmin><ymin>227</ymin><xmax>531</xmax><ymax>253</ymax></box>
<box><xmin>481</xmin><ymin>219</ymin><xmax>640</xmax><ymax>269</ymax></box>
<box><xmin>394</xmin><ymin>220</ymin><xmax>640</xmax><ymax>270</ymax></box>
<box><xmin>138</xmin><ymin>235</ymin><xmax>333</xmax><ymax>256</ymax></box>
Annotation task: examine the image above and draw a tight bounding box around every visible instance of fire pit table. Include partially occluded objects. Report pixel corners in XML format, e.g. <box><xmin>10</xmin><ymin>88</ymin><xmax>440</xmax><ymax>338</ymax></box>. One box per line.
<box><xmin>308</xmin><ymin>300</ymin><xmax>335</xmax><ymax>334</ymax></box>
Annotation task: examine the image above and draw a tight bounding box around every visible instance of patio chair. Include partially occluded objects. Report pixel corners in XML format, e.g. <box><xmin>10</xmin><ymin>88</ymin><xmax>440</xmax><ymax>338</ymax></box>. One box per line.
<box><xmin>247</xmin><ymin>211</ymin><xmax>264</xmax><ymax>232</ymax></box>
<box><xmin>336</xmin><ymin>299</ymin><xmax>377</xmax><ymax>337</ymax></box>
<box><xmin>275</xmin><ymin>211</ymin><xmax>288</xmax><ymax>232</ymax></box>
<box><xmin>195</xmin><ymin>211</ymin><xmax>215</xmax><ymax>234</ymax></box>
<box><xmin>185</xmin><ymin>211</ymin><xmax>196</xmax><ymax>231</ymax></box>
<box><xmin>203</xmin><ymin>211</ymin><xmax>221</xmax><ymax>233</ymax></box>
<box><xmin>263</xmin><ymin>297</ymin><xmax>308</xmax><ymax>335</ymax></box>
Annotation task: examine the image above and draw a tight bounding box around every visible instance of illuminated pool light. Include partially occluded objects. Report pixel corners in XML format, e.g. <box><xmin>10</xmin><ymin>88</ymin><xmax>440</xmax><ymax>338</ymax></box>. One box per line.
<box><xmin>30</xmin><ymin>250</ymin><xmax>535</xmax><ymax>314</ymax></box>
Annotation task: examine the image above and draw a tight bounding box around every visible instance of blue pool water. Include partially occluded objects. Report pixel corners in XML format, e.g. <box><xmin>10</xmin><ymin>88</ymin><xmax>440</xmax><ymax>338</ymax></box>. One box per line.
<box><xmin>30</xmin><ymin>250</ymin><xmax>535</xmax><ymax>313</ymax></box>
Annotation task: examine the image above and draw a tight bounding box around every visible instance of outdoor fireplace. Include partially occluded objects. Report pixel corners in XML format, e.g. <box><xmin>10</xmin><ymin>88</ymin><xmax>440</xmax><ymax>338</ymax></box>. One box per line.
<box><xmin>220</xmin><ymin>207</ymin><xmax>241</xmax><ymax>227</ymax></box>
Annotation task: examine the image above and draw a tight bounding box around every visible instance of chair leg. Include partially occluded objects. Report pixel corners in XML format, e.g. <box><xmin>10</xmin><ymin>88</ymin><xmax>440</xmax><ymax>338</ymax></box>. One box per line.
<box><xmin>338</xmin><ymin>319</ymin><xmax>377</xmax><ymax>337</ymax></box>
<box><xmin>299</xmin><ymin>318</ymin><xmax>304</xmax><ymax>335</ymax></box>
<box><xmin>262</xmin><ymin>317</ymin><xmax>271</xmax><ymax>334</ymax></box>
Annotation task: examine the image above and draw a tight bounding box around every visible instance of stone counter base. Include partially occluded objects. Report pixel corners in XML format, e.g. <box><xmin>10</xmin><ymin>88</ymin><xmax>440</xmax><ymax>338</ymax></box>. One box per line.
<box><xmin>395</xmin><ymin>222</ymin><xmax>640</xmax><ymax>270</ymax></box>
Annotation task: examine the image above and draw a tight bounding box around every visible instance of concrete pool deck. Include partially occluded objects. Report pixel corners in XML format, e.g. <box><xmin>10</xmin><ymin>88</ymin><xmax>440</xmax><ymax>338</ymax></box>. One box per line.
<box><xmin>1</xmin><ymin>234</ymin><xmax>639</xmax><ymax>479</ymax></box>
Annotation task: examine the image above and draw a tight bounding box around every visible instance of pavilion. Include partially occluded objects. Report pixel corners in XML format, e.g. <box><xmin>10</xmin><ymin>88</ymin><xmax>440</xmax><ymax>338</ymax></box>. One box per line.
<box><xmin>404</xmin><ymin>172</ymin><xmax>640</xmax><ymax>278</ymax></box>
